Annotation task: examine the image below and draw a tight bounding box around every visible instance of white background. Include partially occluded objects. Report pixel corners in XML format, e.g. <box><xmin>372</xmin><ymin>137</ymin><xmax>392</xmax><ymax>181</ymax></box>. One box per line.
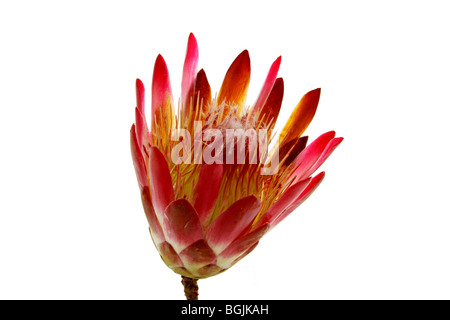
<box><xmin>1</xmin><ymin>0</ymin><xmax>449</xmax><ymax>300</ymax></box>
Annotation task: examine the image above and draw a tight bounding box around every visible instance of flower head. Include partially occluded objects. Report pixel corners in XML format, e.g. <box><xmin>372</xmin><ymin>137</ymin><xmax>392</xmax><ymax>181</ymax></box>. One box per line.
<box><xmin>130</xmin><ymin>33</ymin><xmax>342</xmax><ymax>280</ymax></box>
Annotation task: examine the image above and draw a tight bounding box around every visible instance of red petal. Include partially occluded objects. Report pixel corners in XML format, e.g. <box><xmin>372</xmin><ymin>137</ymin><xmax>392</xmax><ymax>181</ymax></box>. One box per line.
<box><xmin>279</xmin><ymin>88</ymin><xmax>321</xmax><ymax>147</ymax></box>
<box><xmin>256</xmin><ymin>178</ymin><xmax>311</xmax><ymax>227</ymax></box>
<box><xmin>136</xmin><ymin>78</ymin><xmax>145</xmax><ymax>114</ymax></box>
<box><xmin>219</xmin><ymin>223</ymin><xmax>269</xmax><ymax>261</ymax></box>
<box><xmin>134</xmin><ymin>107</ymin><xmax>146</xmax><ymax>149</ymax></box>
<box><xmin>130</xmin><ymin>124</ymin><xmax>148</xmax><ymax>189</ymax></box>
<box><xmin>135</xmin><ymin>79</ymin><xmax>150</xmax><ymax>148</ymax></box>
<box><xmin>140</xmin><ymin>187</ymin><xmax>165</xmax><ymax>245</ymax></box>
<box><xmin>230</xmin><ymin>241</ymin><xmax>259</xmax><ymax>267</ymax></box>
<box><xmin>271</xmin><ymin>172</ymin><xmax>325</xmax><ymax>229</ymax></box>
<box><xmin>301</xmin><ymin>137</ymin><xmax>343</xmax><ymax>179</ymax></box>
<box><xmin>205</xmin><ymin>195</ymin><xmax>261</xmax><ymax>254</ymax></box>
<box><xmin>217</xmin><ymin>50</ymin><xmax>251</xmax><ymax>115</ymax></box>
<box><xmin>148</xmin><ymin>147</ymin><xmax>174</xmax><ymax>222</ymax></box>
<box><xmin>179</xmin><ymin>240</ymin><xmax>217</xmax><ymax>267</ymax></box>
<box><xmin>279</xmin><ymin>136</ymin><xmax>308</xmax><ymax>167</ymax></box>
<box><xmin>291</xmin><ymin>131</ymin><xmax>335</xmax><ymax>181</ymax></box>
<box><xmin>163</xmin><ymin>199</ymin><xmax>204</xmax><ymax>253</ymax></box>
<box><xmin>194</xmin><ymin>69</ymin><xmax>211</xmax><ymax>115</ymax></box>
<box><xmin>152</xmin><ymin>54</ymin><xmax>173</xmax><ymax>119</ymax></box>
<box><xmin>193</xmin><ymin>163</ymin><xmax>223</xmax><ymax>226</ymax></box>
<box><xmin>253</xmin><ymin>56</ymin><xmax>281</xmax><ymax>113</ymax></box>
<box><xmin>257</xmin><ymin>77</ymin><xmax>284</xmax><ymax>128</ymax></box>
<box><xmin>158</xmin><ymin>241</ymin><xmax>184</xmax><ymax>267</ymax></box>
<box><xmin>181</xmin><ymin>33</ymin><xmax>199</xmax><ymax>113</ymax></box>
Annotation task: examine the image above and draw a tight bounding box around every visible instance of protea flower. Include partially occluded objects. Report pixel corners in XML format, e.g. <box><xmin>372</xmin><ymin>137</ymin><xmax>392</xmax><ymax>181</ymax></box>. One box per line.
<box><xmin>130</xmin><ymin>33</ymin><xmax>342</xmax><ymax>299</ymax></box>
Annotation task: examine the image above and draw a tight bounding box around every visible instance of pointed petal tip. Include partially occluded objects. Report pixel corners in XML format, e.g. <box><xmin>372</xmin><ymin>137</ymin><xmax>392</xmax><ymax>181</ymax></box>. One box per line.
<box><xmin>290</xmin><ymin>130</ymin><xmax>339</xmax><ymax>181</ymax></box>
<box><xmin>241</xmin><ymin>49</ymin><xmax>249</xmax><ymax>57</ymax></box>
<box><xmin>188</xmin><ymin>32</ymin><xmax>197</xmax><ymax>41</ymax></box>
<box><xmin>186</xmin><ymin>33</ymin><xmax>199</xmax><ymax>56</ymax></box>
<box><xmin>136</xmin><ymin>78</ymin><xmax>145</xmax><ymax>112</ymax></box>
<box><xmin>234</xmin><ymin>49</ymin><xmax>250</xmax><ymax>67</ymax></box>
<box><xmin>320</xmin><ymin>130</ymin><xmax>336</xmax><ymax>140</ymax></box>
<box><xmin>279</xmin><ymin>87</ymin><xmax>322</xmax><ymax>144</ymax></box>
<box><xmin>332</xmin><ymin>137</ymin><xmax>344</xmax><ymax>146</ymax></box>
<box><xmin>252</xmin><ymin>56</ymin><xmax>283</xmax><ymax>113</ymax></box>
<box><xmin>256</xmin><ymin>76</ymin><xmax>284</xmax><ymax>125</ymax></box>
<box><xmin>154</xmin><ymin>55</ymin><xmax>169</xmax><ymax>75</ymax></box>
<box><xmin>303</xmin><ymin>87</ymin><xmax>321</xmax><ymax>106</ymax></box>
<box><xmin>217</xmin><ymin>50</ymin><xmax>251</xmax><ymax>109</ymax></box>
<box><xmin>235</xmin><ymin>49</ymin><xmax>250</xmax><ymax>67</ymax></box>
<box><xmin>316</xmin><ymin>171</ymin><xmax>325</xmax><ymax>179</ymax></box>
<box><xmin>310</xmin><ymin>171</ymin><xmax>326</xmax><ymax>186</ymax></box>
<box><xmin>305</xmin><ymin>87</ymin><xmax>321</xmax><ymax>101</ymax></box>
<box><xmin>298</xmin><ymin>137</ymin><xmax>343</xmax><ymax>178</ymax></box>
<box><xmin>273</xmin><ymin>55</ymin><xmax>282</xmax><ymax>67</ymax></box>
<box><xmin>194</xmin><ymin>69</ymin><xmax>211</xmax><ymax>110</ymax></box>
<box><xmin>154</xmin><ymin>55</ymin><xmax>170</xmax><ymax>77</ymax></box>
<box><xmin>152</xmin><ymin>54</ymin><xmax>173</xmax><ymax>117</ymax></box>
<box><xmin>188</xmin><ymin>32</ymin><xmax>198</xmax><ymax>44</ymax></box>
<box><xmin>181</xmin><ymin>33</ymin><xmax>199</xmax><ymax>109</ymax></box>
<box><xmin>153</xmin><ymin>54</ymin><xmax>169</xmax><ymax>76</ymax></box>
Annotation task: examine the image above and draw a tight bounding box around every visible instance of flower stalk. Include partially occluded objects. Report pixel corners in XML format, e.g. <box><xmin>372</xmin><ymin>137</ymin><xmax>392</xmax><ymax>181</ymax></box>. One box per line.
<box><xmin>181</xmin><ymin>276</ymin><xmax>199</xmax><ymax>300</ymax></box>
